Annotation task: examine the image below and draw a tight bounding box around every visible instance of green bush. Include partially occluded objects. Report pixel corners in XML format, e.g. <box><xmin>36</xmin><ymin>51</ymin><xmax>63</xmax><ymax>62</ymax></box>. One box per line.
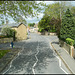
<box><xmin>49</xmin><ymin>29</ymin><xmax>56</xmax><ymax>32</ymax></box>
<box><xmin>38</xmin><ymin>29</ymin><xmax>40</xmax><ymax>32</ymax></box>
<box><xmin>1</xmin><ymin>27</ymin><xmax>16</xmax><ymax>37</ymax></box>
<box><xmin>0</xmin><ymin>50</ymin><xmax>10</xmax><ymax>59</ymax></box>
<box><xmin>66</xmin><ymin>38</ymin><xmax>74</xmax><ymax>46</ymax></box>
<box><xmin>60</xmin><ymin>9</ymin><xmax>75</xmax><ymax>41</ymax></box>
<box><xmin>38</xmin><ymin>29</ymin><xmax>44</xmax><ymax>32</ymax></box>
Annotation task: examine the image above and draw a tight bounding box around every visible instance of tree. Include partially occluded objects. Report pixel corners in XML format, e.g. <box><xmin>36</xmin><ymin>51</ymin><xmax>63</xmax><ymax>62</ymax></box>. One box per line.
<box><xmin>1</xmin><ymin>26</ymin><xmax>16</xmax><ymax>37</ymax></box>
<box><xmin>44</xmin><ymin>1</ymin><xmax>73</xmax><ymax>20</ymax></box>
<box><xmin>0</xmin><ymin>1</ymin><xmax>45</xmax><ymax>25</ymax></box>
<box><xmin>38</xmin><ymin>15</ymin><xmax>51</xmax><ymax>31</ymax></box>
<box><xmin>71</xmin><ymin>6</ymin><xmax>75</xmax><ymax>21</ymax></box>
<box><xmin>60</xmin><ymin>8</ymin><xmax>75</xmax><ymax>41</ymax></box>
<box><xmin>55</xmin><ymin>18</ymin><xmax>61</xmax><ymax>37</ymax></box>
<box><xmin>44</xmin><ymin>2</ymin><xmax>60</xmax><ymax>19</ymax></box>
<box><xmin>28</xmin><ymin>23</ymin><xmax>35</xmax><ymax>27</ymax></box>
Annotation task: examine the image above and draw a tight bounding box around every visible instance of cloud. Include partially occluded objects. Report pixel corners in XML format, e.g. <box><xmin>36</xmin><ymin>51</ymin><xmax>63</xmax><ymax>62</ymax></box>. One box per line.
<box><xmin>25</xmin><ymin>1</ymin><xmax>55</xmax><ymax>24</ymax></box>
<box><xmin>26</xmin><ymin>13</ymin><xmax>44</xmax><ymax>24</ymax></box>
<box><xmin>43</xmin><ymin>1</ymin><xmax>54</xmax><ymax>5</ymax></box>
<box><xmin>37</xmin><ymin>1</ymin><xmax>54</xmax><ymax>5</ymax></box>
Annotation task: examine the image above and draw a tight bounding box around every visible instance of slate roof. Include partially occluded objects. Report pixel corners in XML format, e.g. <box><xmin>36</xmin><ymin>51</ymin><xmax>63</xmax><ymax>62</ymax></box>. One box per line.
<box><xmin>0</xmin><ymin>22</ymin><xmax>26</xmax><ymax>29</ymax></box>
<box><xmin>0</xmin><ymin>22</ymin><xmax>27</xmax><ymax>32</ymax></box>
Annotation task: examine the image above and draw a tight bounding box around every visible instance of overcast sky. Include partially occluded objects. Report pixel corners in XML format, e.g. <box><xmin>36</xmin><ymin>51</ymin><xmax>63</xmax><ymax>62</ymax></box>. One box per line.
<box><xmin>6</xmin><ymin>1</ymin><xmax>75</xmax><ymax>25</ymax></box>
<box><xmin>25</xmin><ymin>1</ymin><xmax>54</xmax><ymax>24</ymax></box>
<box><xmin>25</xmin><ymin>1</ymin><xmax>75</xmax><ymax>25</ymax></box>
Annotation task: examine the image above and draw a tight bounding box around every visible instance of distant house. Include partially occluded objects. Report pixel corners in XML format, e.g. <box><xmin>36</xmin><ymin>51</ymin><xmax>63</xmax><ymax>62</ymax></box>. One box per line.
<box><xmin>29</xmin><ymin>27</ymin><xmax>35</xmax><ymax>33</ymax></box>
<box><xmin>34</xmin><ymin>23</ymin><xmax>39</xmax><ymax>33</ymax></box>
<box><xmin>34</xmin><ymin>23</ymin><xmax>38</xmax><ymax>28</ymax></box>
<box><xmin>0</xmin><ymin>22</ymin><xmax>27</xmax><ymax>40</ymax></box>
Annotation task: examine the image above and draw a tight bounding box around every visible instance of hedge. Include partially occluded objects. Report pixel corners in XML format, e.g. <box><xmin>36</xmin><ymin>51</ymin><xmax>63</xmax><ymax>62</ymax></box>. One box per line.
<box><xmin>66</xmin><ymin>38</ymin><xmax>74</xmax><ymax>46</ymax></box>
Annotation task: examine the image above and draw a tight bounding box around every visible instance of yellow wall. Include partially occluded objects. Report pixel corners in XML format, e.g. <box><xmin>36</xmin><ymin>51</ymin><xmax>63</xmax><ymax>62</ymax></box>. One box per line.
<box><xmin>12</xmin><ymin>24</ymin><xmax>27</xmax><ymax>40</ymax></box>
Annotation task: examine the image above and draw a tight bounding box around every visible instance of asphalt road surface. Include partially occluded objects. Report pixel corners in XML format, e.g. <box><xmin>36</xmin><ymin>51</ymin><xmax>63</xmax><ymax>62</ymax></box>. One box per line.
<box><xmin>1</xmin><ymin>33</ymin><xmax>71</xmax><ymax>74</ymax></box>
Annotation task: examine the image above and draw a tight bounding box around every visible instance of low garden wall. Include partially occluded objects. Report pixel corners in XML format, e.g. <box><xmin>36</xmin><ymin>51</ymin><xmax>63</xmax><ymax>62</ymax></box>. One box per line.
<box><xmin>73</xmin><ymin>49</ymin><xmax>75</xmax><ymax>58</ymax></box>
<box><xmin>45</xmin><ymin>32</ymin><xmax>57</xmax><ymax>36</ymax></box>
<box><xmin>50</xmin><ymin>33</ymin><xmax>57</xmax><ymax>36</ymax></box>
<box><xmin>0</xmin><ymin>38</ymin><xmax>13</xmax><ymax>43</ymax></box>
<box><xmin>59</xmin><ymin>39</ymin><xmax>75</xmax><ymax>58</ymax></box>
<box><xmin>39</xmin><ymin>32</ymin><xmax>57</xmax><ymax>36</ymax></box>
<box><xmin>63</xmin><ymin>42</ymin><xmax>71</xmax><ymax>55</ymax></box>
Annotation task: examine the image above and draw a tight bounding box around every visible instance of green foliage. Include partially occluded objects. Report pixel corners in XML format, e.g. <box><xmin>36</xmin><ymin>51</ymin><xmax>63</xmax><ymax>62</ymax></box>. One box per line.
<box><xmin>1</xmin><ymin>27</ymin><xmax>16</xmax><ymax>37</ymax></box>
<box><xmin>60</xmin><ymin>8</ymin><xmax>75</xmax><ymax>41</ymax></box>
<box><xmin>38</xmin><ymin>28</ymin><xmax>44</xmax><ymax>32</ymax></box>
<box><xmin>0</xmin><ymin>1</ymin><xmax>45</xmax><ymax>24</ymax></box>
<box><xmin>38</xmin><ymin>15</ymin><xmax>51</xmax><ymax>31</ymax></box>
<box><xmin>0</xmin><ymin>50</ymin><xmax>10</xmax><ymax>59</ymax></box>
<box><xmin>55</xmin><ymin>18</ymin><xmax>61</xmax><ymax>37</ymax></box>
<box><xmin>71</xmin><ymin>6</ymin><xmax>75</xmax><ymax>17</ymax></box>
<box><xmin>49</xmin><ymin>29</ymin><xmax>56</xmax><ymax>33</ymax></box>
<box><xmin>38</xmin><ymin>15</ymin><xmax>61</xmax><ymax>33</ymax></box>
<box><xmin>28</xmin><ymin>23</ymin><xmax>35</xmax><ymax>27</ymax></box>
<box><xmin>66</xmin><ymin>38</ymin><xmax>74</xmax><ymax>46</ymax></box>
<box><xmin>44</xmin><ymin>2</ymin><xmax>60</xmax><ymax>19</ymax></box>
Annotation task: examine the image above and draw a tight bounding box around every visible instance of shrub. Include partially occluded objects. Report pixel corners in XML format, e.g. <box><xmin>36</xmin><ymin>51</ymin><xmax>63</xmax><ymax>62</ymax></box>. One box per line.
<box><xmin>0</xmin><ymin>35</ymin><xmax>4</xmax><ymax>38</ymax></box>
<box><xmin>38</xmin><ymin>29</ymin><xmax>40</xmax><ymax>32</ymax></box>
<box><xmin>38</xmin><ymin>29</ymin><xmax>44</xmax><ymax>32</ymax></box>
<box><xmin>66</xmin><ymin>38</ymin><xmax>74</xmax><ymax>46</ymax></box>
<box><xmin>60</xmin><ymin>9</ymin><xmax>75</xmax><ymax>41</ymax></box>
<box><xmin>0</xmin><ymin>50</ymin><xmax>10</xmax><ymax>59</ymax></box>
<box><xmin>49</xmin><ymin>29</ymin><xmax>56</xmax><ymax>32</ymax></box>
<box><xmin>1</xmin><ymin>27</ymin><xmax>16</xmax><ymax>37</ymax></box>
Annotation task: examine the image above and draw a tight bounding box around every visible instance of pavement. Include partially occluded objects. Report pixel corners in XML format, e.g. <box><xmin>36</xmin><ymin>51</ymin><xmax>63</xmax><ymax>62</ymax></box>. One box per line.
<box><xmin>51</xmin><ymin>39</ymin><xmax>75</xmax><ymax>74</ymax></box>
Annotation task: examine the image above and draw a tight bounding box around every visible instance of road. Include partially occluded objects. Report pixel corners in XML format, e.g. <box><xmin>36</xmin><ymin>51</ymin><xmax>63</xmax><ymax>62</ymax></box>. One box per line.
<box><xmin>1</xmin><ymin>33</ymin><xmax>71</xmax><ymax>74</ymax></box>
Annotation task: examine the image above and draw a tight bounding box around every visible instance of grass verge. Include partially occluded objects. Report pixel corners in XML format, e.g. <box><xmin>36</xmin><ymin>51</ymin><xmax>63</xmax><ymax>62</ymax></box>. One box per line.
<box><xmin>0</xmin><ymin>50</ymin><xmax>10</xmax><ymax>59</ymax></box>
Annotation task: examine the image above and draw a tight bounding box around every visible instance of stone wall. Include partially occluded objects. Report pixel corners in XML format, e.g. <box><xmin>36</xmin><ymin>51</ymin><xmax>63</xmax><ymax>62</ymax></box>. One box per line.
<box><xmin>73</xmin><ymin>49</ymin><xmax>75</xmax><ymax>59</ymax></box>
<box><xmin>0</xmin><ymin>38</ymin><xmax>13</xmax><ymax>43</ymax></box>
<box><xmin>63</xmin><ymin>42</ymin><xmax>71</xmax><ymax>54</ymax></box>
<box><xmin>59</xmin><ymin>40</ymin><xmax>64</xmax><ymax>47</ymax></box>
<box><xmin>50</xmin><ymin>33</ymin><xmax>57</xmax><ymax>36</ymax></box>
<box><xmin>40</xmin><ymin>32</ymin><xmax>57</xmax><ymax>36</ymax></box>
<box><xmin>59</xmin><ymin>39</ymin><xmax>75</xmax><ymax>58</ymax></box>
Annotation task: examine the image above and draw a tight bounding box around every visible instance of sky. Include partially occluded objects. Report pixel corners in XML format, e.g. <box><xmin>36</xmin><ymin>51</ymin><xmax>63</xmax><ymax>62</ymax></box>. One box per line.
<box><xmin>25</xmin><ymin>1</ymin><xmax>75</xmax><ymax>25</ymax></box>
<box><xmin>2</xmin><ymin>1</ymin><xmax>75</xmax><ymax>25</ymax></box>
<box><xmin>9</xmin><ymin>1</ymin><xmax>55</xmax><ymax>25</ymax></box>
<box><xmin>25</xmin><ymin>1</ymin><xmax>54</xmax><ymax>24</ymax></box>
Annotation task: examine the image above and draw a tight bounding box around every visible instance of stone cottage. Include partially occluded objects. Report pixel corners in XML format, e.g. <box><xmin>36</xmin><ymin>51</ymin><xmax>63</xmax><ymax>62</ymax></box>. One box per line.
<box><xmin>0</xmin><ymin>22</ymin><xmax>27</xmax><ymax>40</ymax></box>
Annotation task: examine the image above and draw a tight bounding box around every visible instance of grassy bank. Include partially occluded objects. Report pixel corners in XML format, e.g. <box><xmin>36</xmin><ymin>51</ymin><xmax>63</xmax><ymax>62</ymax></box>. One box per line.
<box><xmin>0</xmin><ymin>50</ymin><xmax>10</xmax><ymax>59</ymax></box>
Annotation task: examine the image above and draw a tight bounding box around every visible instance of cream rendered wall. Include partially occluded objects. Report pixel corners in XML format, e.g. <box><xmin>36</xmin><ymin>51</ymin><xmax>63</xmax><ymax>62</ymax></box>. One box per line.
<box><xmin>16</xmin><ymin>24</ymin><xmax>27</xmax><ymax>40</ymax></box>
<box><xmin>12</xmin><ymin>24</ymin><xmax>27</xmax><ymax>40</ymax></box>
<box><xmin>12</xmin><ymin>28</ymin><xmax>17</xmax><ymax>31</ymax></box>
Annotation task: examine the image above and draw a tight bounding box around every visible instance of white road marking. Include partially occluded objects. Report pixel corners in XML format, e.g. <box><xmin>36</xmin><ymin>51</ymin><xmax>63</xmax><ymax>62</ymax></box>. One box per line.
<box><xmin>45</xmin><ymin>37</ymin><xmax>68</xmax><ymax>74</ymax></box>
<box><xmin>50</xmin><ymin>42</ymin><xmax>68</xmax><ymax>74</ymax></box>
<box><xmin>32</xmin><ymin>42</ymin><xmax>39</xmax><ymax>74</ymax></box>
<box><xmin>56</xmin><ymin>56</ymin><xmax>68</xmax><ymax>74</ymax></box>
<box><xmin>50</xmin><ymin>43</ymin><xmax>68</xmax><ymax>74</ymax></box>
<box><xmin>3</xmin><ymin>47</ymin><xmax>24</xmax><ymax>74</ymax></box>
